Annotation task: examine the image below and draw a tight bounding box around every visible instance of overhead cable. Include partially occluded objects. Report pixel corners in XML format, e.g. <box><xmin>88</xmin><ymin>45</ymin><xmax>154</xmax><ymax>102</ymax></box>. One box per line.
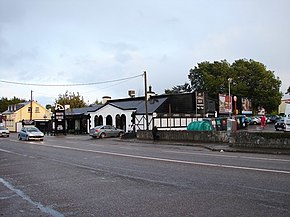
<box><xmin>0</xmin><ymin>73</ymin><xmax>143</xmax><ymax>87</ymax></box>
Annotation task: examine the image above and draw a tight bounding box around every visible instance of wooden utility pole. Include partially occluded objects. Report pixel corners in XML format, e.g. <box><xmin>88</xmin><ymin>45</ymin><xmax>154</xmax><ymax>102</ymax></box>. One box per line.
<box><xmin>144</xmin><ymin>71</ymin><xmax>149</xmax><ymax>130</ymax></box>
<box><xmin>30</xmin><ymin>90</ymin><xmax>33</xmax><ymax>121</ymax></box>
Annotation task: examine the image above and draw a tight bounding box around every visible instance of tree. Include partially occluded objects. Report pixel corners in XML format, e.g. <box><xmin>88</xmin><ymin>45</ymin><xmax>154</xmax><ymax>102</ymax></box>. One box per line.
<box><xmin>0</xmin><ymin>96</ymin><xmax>26</xmax><ymax>113</ymax></box>
<box><xmin>165</xmin><ymin>82</ymin><xmax>192</xmax><ymax>94</ymax></box>
<box><xmin>55</xmin><ymin>91</ymin><xmax>86</xmax><ymax>109</ymax></box>
<box><xmin>186</xmin><ymin>59</ymin><xmax>282</xmax><ymax>113</ymax></box>
<box><xmin>188</xmin><ymin>60</ymin><xmax>231</xmax><ymax>95</ymax></box>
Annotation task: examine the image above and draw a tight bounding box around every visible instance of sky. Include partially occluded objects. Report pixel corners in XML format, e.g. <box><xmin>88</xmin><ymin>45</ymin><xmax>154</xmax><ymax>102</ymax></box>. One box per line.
<box><xmin>0</xmin><ymin>0</ymin><xmax>289</xmax><ymax>106</ymax></box>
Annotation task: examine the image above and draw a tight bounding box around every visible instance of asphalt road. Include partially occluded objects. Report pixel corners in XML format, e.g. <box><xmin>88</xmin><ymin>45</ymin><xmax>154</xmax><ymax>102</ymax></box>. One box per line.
<box><xmin>1</xmin><ymin>134</ymin><xmax>290</xmax><ymax>217</ymax></box>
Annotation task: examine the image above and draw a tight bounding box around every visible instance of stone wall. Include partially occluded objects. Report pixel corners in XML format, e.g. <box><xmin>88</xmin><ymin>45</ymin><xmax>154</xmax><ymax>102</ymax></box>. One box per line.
<box><xmin>136</xmin><ymin>130</ymin><xmax>229</xmax><ymax>143</ymax></box>
<box><xmin>136</xmin><ymin>130</ymin><xmax>290</xmax><ymax>149</ymax></box>
<box><xmin>231</xmin><ymin>131</ymin><xmax>290</xmax><ymax>149</ymax></box>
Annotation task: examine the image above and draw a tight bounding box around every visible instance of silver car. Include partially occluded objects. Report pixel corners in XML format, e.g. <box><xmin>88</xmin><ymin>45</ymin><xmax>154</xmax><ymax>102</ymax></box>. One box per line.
<box><xmin>0</xmin><ymin>126</ymin><xmax>10</xmax><ymax>137</ymax></box>
<box><xmin>18</xmin><ymin>126</ymin><xmax>44</xmax><ymax>141</ymax></box>
<box><xmin>89</xmin><ymin>125</ymin><xmax>124</xmax><ymax>139</ymax></box>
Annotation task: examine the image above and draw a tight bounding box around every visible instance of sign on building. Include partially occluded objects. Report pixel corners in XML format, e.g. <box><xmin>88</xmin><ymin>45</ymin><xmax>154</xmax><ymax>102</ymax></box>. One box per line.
<box><xmin>52</xmin><ymin>104</ymin><xmax>66</xmax><ymax>135</ymax></box>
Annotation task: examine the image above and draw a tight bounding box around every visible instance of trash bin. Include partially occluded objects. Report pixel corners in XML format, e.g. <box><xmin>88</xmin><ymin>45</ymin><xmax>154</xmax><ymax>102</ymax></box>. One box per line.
<box><xmin>187</xmin><ymin>121</ymin><xmax>213</xmax><ymax>131</ymax></box>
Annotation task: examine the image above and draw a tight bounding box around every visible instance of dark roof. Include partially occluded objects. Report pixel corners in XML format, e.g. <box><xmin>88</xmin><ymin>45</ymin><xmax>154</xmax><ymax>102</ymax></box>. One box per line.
<box><xmin>136</xmin><ymin>96</ymin><xmax>168</xmax><ymax>114</ymax></box>
<box><xmin>66</xmin><ymin>104</ymin><xmax>103</xmax><ymax>115</ymax></box>
<box><xmin>2</xmin><ymin>101</ymin><xmax>30</xmax><ymax>114</ymax></box>
<box><xmin>105</xmin><ymin>95</ymin><xmax>168</xmax><ymax>114</ymax></box>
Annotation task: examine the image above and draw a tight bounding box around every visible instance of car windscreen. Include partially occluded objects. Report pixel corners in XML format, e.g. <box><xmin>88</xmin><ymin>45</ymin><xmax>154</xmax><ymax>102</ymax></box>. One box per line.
<box><xmin>0</xmin><ymin>126</ymin><xmax>7</xmax><ymax>130</ymax></box>
<box><xmin>26</xmin><ymin>127</ymin><xmax>40</xmax><ymax>132</ymax></box>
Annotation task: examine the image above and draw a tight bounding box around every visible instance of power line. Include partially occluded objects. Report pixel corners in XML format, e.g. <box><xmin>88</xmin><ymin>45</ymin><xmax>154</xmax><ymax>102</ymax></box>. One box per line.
<box><xmin>0</xmin><ymin>73</ymin><xmax>143</xmax><ymax>87</ymax></box>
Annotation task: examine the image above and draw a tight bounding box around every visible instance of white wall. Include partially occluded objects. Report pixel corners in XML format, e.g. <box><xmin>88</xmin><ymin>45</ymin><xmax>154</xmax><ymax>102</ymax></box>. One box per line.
<box><xmin>88</xmin><ymin>104</ymin><xmax>135</xmax><ymax>132</ymax></box>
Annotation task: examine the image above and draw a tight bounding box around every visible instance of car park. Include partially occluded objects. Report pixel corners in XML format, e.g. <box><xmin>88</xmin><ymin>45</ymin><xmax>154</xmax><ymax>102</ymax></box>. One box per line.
<box><xmin>18</xmin><ymin>126</ymin><xmax>44</xmax><ymax>141</ymax></box>
<box><xmin>268</xmin><ymin>115</ymin><xmax>280</xmax><ymax>123</ymax></box>
<box><xmin>274</xmin><ymin>118</ymin><xmax>286</xmax><ymax>131</ymax></box>
<box><xmin>89</xmin><ymin>125</ymin><xmax>124</xmax><ymax>139</ymax></box>
<box><xmin>249</xmin><ymin>116</ymin><xmax>261</xmax><ymax>125</ymax></box>
<box><xmin>0</xmin><ymin>126</ymin><xmax>10</xmax><ymax>137</ymax></box>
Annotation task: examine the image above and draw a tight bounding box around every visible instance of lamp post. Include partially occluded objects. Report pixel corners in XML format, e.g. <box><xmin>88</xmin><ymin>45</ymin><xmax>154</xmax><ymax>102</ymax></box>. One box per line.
<box><xmin>228</xmin><ymin>78</ymin><xmax>232</xmax><ymax>118</ymax></box>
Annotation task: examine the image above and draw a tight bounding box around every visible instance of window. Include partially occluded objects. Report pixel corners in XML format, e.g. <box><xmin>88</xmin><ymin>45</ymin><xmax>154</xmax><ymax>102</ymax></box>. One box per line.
<box><xmin>28</xmin><ymin>107</ymin><xmax>31</xmax><ymax>112</ymax></box>
<box><xmin>35</xmin><ymin>107</ymin><xmax>40</xmax><ymax>113</ymax></box>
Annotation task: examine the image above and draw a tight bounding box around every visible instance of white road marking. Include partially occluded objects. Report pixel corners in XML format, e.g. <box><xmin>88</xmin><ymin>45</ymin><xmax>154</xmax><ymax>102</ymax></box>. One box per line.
<box><xmin>161</xmin><ymin>150</ymin><xmax>290</xmax><ymax>162</ymax></box>
<box><xmin>2</xmin><ymin>143</ymin><xmax>289</xmax><ymax>175</ymax></box>
<box><xmin>0</xmin><ymin>178</ymin><xmax>64</xmax><ymax>217</ymax></box>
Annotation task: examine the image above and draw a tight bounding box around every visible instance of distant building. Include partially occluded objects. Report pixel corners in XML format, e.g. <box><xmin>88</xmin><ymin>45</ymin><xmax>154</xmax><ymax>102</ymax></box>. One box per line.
<box><xmin>279</xmin><ymin>98</ymin><xmax>290</xmax><ymax>115</ymax></box>
<box><xmin>86</xmin><ymin>92</ymin><xmax>216</xmax><ymax>132</ymax></box>
<box><xmin>1</xmin><ymin>101</ymin><xmax>52</xmax><ymax>132</ymax></box>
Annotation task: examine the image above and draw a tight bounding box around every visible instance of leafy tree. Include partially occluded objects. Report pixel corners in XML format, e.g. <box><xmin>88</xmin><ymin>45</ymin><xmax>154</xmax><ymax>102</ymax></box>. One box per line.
<box><xmin>188</xmin><ymin>60</ymin><xmax>231</xmax><ymax>95</ymax></box>
<box><xmin>178</xmin><ymin>59</ymin><xmax>282</xmax><ymax>113</ymax></box>
<box><xmin>94</xmin><ymin>98</ymin><xmax>103</xmax><ymax>105</ymax></box>
<box><xmin>55</xmin><ymin>91</ymin><xmax>86</xmax><ymax>109</ymax></box>
<box><xmin>165</xmin><ymin>82</ymin><xmax>192</xmax><ymax>94</ymax></box>
<box><xmin>46</xmin><ymin>104</ymin><xmax>52</xmax><ymax>110</ymax></box>
<box><xmin>0</xmin><ymin>96</ymin><xmax>26</xmax><ymax>113</ymax></box>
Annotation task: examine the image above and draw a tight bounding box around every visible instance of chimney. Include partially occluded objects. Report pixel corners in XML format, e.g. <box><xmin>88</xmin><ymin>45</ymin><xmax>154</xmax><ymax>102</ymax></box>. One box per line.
<box><xmin>102</xmin><ymin>96</ymin><xmax>111</xmax><ymax>104</ymax></box>
<box><xmin>147</xmin><ymin>85</ymin><xmax>156</xmax><ymax>99</ymax></box>
<box><xmin>128</xmin><ymin>90</ymin><xmax>136</xmax><ymax>98</ymax></box>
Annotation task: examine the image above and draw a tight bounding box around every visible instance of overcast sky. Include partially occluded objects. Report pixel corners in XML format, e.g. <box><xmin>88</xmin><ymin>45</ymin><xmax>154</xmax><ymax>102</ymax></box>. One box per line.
<box><xmin>0</xmin><ymin>0</ymin><xmax>289</xmax><ymax>105</ymax></box>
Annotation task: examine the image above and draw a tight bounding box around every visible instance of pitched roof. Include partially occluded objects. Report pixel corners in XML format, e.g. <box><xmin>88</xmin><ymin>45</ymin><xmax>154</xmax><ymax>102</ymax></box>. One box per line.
<box><xmin>106</xmin><ymin>95</ymin><xmax>168</xmax><ymax>114</ymax></box>
<box><xmin>2</xmin><ymin>101</ymin><xmax>30</xmax><ymax>114</ymax></box>
<box><xmin>66</xmin><ymin>104</ymin><xmax>103</xmax><ymax>115</ymax></box>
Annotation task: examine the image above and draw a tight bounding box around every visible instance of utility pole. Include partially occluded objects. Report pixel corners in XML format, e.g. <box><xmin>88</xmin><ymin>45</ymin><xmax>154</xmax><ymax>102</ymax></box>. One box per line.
<box><xmin>228</xmin><ymin>78</ymin><xmax>232</xmax><ymax>118</ymax></box>
<box><xmin>30</xmin><ymin>90</ymin><xmax>33</xmax><ymax>121</ymax></box>
<box><xmin>144</xmin><ymin>71</ymin><xmax>149</xmax><ymax>130</ymax></box>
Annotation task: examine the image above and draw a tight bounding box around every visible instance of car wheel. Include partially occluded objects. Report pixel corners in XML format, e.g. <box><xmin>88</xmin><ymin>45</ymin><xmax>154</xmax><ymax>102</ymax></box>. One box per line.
<box><xmin>26</xmin><ymin>136</ymin><xmax>29</xmax><ymax>141</ymax></box>
<box><xmin>18</xmin><ymin>135</ymin><xmax>22</xmax><ymax>140</ymax></box>
<box><xmin>275</xmin><ymin>128</ymin><xmax>279</xmax><ymax>131</ymax></box>
<box><xmin>118</xmin><ymin>132</ymin><xmax>124</xmax><ymax>137</ymax></box>
<box><xmin>100</xmin><ymin>133</ymin><xmax>106</xmax><ymax>139</ymax></box>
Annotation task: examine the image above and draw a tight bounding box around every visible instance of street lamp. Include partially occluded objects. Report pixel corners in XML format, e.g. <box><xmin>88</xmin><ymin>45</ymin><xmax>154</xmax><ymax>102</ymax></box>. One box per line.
<box><xmin>228</xmin><ymin>78</ymin><xmax>232</xmax><ymax>117</ymax></box>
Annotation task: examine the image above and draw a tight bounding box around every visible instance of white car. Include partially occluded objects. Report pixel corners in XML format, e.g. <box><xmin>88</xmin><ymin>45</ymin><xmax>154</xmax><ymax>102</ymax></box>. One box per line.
<box><xmin>0</xmin><ymin>126</ymin><xmax>10</xmax><ymax>137</ymax></box>
<box><xmin>249</xmin><ymin>116</ymin><xmax>261</xmax><ymax>125</ymax></box>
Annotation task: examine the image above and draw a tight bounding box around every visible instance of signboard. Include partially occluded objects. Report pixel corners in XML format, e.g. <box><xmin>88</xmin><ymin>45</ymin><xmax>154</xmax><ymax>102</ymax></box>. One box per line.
<box><xmin>196</xmin><ymin>92</ymin><xmax>205</xmax><ymax>111</ymax></box>
<box><xmin>219</xmin><ymin>94</ymin><xmax>231</xmax><ymax>114</ymax></box>
<box><xmin>22</xmin><ymin>120</ymin><xmax>35</xmax><ymax>126</ymax></box>
<box><xmin>241</xmin><ymin>97</ymin><xmax>252</xmax><ymax>115</ymax></box>
<box><xmin>52</xmin><ymin>104</ymin><xmax>66</xmax><ymax>135</ymax></box>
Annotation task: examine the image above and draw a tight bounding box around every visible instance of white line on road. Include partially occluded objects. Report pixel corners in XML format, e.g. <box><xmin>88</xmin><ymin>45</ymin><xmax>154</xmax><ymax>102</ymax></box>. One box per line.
<box><xmin>0</xmin><ymin>178</ymin><xmax>64</xmax><ymax>217</ymax></box>
<box><xmin>161</xmin><ymin>150</ymin><xmax>290</xmax><ymax>162</ymax></box>
<box><xmin>3</xmin><ymin>143</ymin><xmax>290</xmax><ymax>175</ymax></box>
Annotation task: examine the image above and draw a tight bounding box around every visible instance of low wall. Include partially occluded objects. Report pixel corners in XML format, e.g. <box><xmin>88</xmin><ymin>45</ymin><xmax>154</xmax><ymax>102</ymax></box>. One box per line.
<box><xmin>137</xmin><ymin>130</ymin><xmax>229</xmax><ymax>143</ymax></box>
<box><xmin>231</xmin><ymin>131</ymin><xmax>290</xmax><ymax>149</ymax></box>
<box><xmin>136</xmin><ymin>130</ymin><xmax>290</xmax><ymax>149</ymax></box>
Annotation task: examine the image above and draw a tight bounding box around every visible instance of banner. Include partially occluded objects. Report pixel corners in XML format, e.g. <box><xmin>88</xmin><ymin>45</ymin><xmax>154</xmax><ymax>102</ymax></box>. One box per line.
<box><xmin>219</xmin><ymin>94</ymin><xmax>231</xmax><ymax>114</ymax></box>
<box><xmin>241</xmin><ymin>97</ymin><xmax>252</xmax><ymax>115</ymax></box>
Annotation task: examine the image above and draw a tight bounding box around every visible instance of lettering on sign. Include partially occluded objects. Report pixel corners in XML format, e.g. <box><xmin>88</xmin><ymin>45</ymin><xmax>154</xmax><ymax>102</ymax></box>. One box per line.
<box><xmin>196</xmin><ymin>92</ymin><xmax>205</xmax><ymax>110</ymax></box>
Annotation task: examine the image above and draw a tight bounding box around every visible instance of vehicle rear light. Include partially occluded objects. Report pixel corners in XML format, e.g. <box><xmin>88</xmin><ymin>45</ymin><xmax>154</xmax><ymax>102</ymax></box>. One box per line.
<box><xmin>95</xmin><ymin>129</ymin><xmax>100</xmax><ymax>132</ymax></box>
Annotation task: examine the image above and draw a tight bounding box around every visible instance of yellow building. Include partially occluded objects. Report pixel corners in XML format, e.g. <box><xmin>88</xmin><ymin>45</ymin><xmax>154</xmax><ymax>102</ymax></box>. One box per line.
<box><xmin>2</xmin><ymin>101</ymin><xmax>52</xmax><ymax>132</ymax></box>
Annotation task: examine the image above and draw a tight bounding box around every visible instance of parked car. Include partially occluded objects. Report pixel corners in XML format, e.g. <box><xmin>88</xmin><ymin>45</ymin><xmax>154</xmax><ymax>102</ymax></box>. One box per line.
<box><xmin>18</xmin><ymin>126</ymin><xmax>44</xmax><ymax>141</ymax></box>
<box><xmin>89</xmin><ymin>125</ymin><xmax>124</xmax><ymax>139</ymax></box>
<box><xmin>274</xmin><ymin>118</ymin><xmax>286</xmax><ymax>131</ymax></box>
<box><xmin>249</xmin><ymin>116</ymin><xmax>261</xmax><ymax>125</ymax></box>
<box><xmin>269</xmin><ymin>115</ymin><xmax>280</xmax><ymax>123</ymax></box>
<box><xmin>0</xmin><ymin>126</ymin><xmax>10</xmax><ymax>137</ymax></box>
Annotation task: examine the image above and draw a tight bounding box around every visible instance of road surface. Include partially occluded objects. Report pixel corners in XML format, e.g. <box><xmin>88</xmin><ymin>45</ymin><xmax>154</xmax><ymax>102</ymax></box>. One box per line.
<box><xmin>1</xmin><ymin>134</ymin><xmax>290</xmax><ymax>216</ymax></box>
